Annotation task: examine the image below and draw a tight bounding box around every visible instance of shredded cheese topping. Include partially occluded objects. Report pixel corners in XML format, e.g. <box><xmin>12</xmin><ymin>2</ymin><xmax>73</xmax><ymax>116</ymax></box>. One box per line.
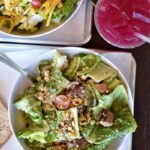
<box><xmin>0</xmin><ymin>0</ymin><xmax>63</xmax><ymax>32</ymax></box>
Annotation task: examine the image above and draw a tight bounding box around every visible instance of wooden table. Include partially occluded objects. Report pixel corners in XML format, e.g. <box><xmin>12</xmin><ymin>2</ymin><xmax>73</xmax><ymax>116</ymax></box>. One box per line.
<box><xmin>83</xmin><ymin>20</ymin><xmax>150</xmax><ymax>150</ymax></box>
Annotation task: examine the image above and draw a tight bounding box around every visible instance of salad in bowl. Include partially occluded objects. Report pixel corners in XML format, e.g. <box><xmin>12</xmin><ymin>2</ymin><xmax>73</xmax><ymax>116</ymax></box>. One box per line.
<box><xmin>9</xmin><ymin>48</ymin><xmax>137</xmax><ymax>150</ymax></box>
<box><xmin>0</xmin><ymin>0</ymin><xmax>81</xmax><ymax>37</ymax></box>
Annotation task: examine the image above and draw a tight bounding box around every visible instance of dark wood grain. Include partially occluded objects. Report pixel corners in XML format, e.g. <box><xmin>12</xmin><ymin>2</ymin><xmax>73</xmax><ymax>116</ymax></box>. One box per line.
<box><xmin>83</xmin><ymin>19</ymin><xmax>150</xmax><ymax>150</ymax></box>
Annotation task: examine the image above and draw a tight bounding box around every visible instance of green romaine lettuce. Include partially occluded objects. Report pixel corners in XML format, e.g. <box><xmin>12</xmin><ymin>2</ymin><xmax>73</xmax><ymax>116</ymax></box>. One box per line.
<box><xmin>87</xmin><ymin>62</ymin><xmax>117</xmax><ymax>83</ymax></box>
<box><xmin>77</xmin><ymin>54</ymin><xmax>101</xmax><ymax>75</ymax></box>
<box><xmin>44</xmin><ymin>110</ymin><xmax>63</xmax><ymax>131</ymax></box>
<box><xmin>37</xmin><ymin>60</ymin><xmax>51</xmax><ymax>80</ymax></box>
<box><xmin>87</xmin><ymin>80</ymin><xmax>101</xmax><ymax>101</ymax></box>
<box><xmin>103</xmin><ymin>72</ymin><xmax>118</xmax><ymax>85</ymax></box>
<box><xmin>82</xmin><ymin>54</ymin><xmax>98</xmax><ymax>68</ymax></box>
<box><xmin>84</xmin><ymin>143</ymin><xmax>107</xmax><ymax>150</ymax></box>
<box><xmin>46</xmin><ymin>131</ymin><xmax>58</xmax><ymax>143</ymax></box>
<box><xmin>103</xmin><ymin>72</ymin><xmax>122</xmax><ymax>90</ymax></box>
<box><xmin>64</xmin><ymin>56</ymin><xmax>81</xmax><ymax>80</ymax></box>
<box><xmin>56</xmin><ymin>108</ymin><xmax>80</xmax><ymax>141</ymax></box>
<box><xmin>52</xmin><ymin>0</ymin><xmax>78</xmax><ymax>23</ymax></box>
<box><xmin>84</xmin><ymin>84</ymin><xmax>97</xmax><ymax>107</ymax></box>
<box><xmin>17</xmin><ymin>129</ymin><xmax>47</xmax><ymax>143</ymax></box>
<box><xmin>92</xmin><ymin>85</ymin><xmax>128</xmax><ymax>120</ymax></box>
<box><xmin>46</xmin><ymin>108</ymin><xmax>80</xmax><ymax>142</ymax></box>
<box><xmin>76</xmin><ymin>54</ymin><xmax>117</xmax><ymax>83</ymax></box>
<box><xmin>107</xmin><ymin>79</ymin><xmax>122</xmax><ymax>90</ymax></box>
<box><xmin>14</xmin><ymin>96</ymin><xmax>43</xmax><ymax>124</ymax></box>
<box><xmin>48</xmin><ymin>69</ymin><xmax>70</xmax><ymax>94</ymax></box>
<box><xmin>51</xmin><ymin>51</ymin><xmax>68</xmax><ymax>70</ymax></box>
<box><xmin>84</xmin><ymin>80</ymin><xmax>101</xmax><ymax>107</ymax></box>
<box><xmin>82</xmin><ymin>106</ymin><xmax>137</xmax><ymax>145</ymax></box>
<box><xmin>82</xmin><ymin>85</ymin><xmax>137</xmax><ymax>148</ymax></box>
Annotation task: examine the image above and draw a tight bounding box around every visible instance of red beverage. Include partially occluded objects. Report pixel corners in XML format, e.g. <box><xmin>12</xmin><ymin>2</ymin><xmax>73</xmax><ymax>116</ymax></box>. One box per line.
<box><xmin>94</xmin><ymin>0</ymin><xmax>150</xmax><ymax>48</ymax></box>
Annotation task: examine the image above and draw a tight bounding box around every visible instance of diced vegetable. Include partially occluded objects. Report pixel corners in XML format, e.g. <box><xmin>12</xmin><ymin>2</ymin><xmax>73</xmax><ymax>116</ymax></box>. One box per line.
<box><xmin>17</xmin><ymin>129</ymin><xmax>47</xmax><ymax>143</ymax></box>
<box><xmin>48</xmin><ymin>69</ymin><xmax>70</xmax><ymax>94</ymax></box>
<box><xmin>87</xmin><ymin>62</ymin><xmax>117</xmax><ymax>83</ymax></box>
<box><xmin>64</xmin><ymin>56</ymin><xmax>81</xmax><ymax>80</ymax></box>
<box><xmin>15</xmin><ymin>96</ymin><xmax>43</xmax><ymax>124</ymax></box>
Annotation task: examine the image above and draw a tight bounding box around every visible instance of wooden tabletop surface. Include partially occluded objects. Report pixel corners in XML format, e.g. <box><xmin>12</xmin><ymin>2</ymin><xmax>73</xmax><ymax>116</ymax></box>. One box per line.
<box><xmin>83</xmin><ymin>19</ymin><xmax>150</xmax><ymax>150</ymax></box>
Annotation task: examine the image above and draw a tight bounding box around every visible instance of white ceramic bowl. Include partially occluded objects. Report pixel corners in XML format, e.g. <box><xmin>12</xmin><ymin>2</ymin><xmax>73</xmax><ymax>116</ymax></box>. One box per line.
<box><xmin>8</xmin><ymin>47</ymin><xmax>133</xmax><ymax>150</ymax></box>
<box><xmin>0</xmin><ymin>0</ymin><xmax>83</xmax><ymax>38</ymax></box>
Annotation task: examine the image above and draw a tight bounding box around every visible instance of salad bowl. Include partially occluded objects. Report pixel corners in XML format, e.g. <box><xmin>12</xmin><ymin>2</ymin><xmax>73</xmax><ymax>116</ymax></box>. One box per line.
<box><xmin>8</xmin><ymin>47</ymin><xmax>137</xmax><ymax>150</ymax></box>
<box><xmin>0</xmin><ymin>0</ymin><xmax>83</xmax><ymax>38</ymax></box>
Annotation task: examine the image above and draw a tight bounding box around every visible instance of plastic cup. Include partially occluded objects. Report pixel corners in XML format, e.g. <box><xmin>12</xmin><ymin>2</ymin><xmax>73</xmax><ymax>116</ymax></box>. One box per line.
<box><xmin>94</xmin><ymin>0</ymin><xmax>149</xmax><ymax>49</ymax></box>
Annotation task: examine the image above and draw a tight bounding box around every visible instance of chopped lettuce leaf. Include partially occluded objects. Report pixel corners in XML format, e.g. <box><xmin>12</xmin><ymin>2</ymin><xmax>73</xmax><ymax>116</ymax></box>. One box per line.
<box><xmin>82</xmin><ymin>85</ymin><xmax>137</xmax><ymax>147</ymax></box>
<box><xmin>103</xmin><ymin>85</ymin><xmax>129</xmax><ymax>112</ymax></box>
<box><xmin>77</xmin><ymin>53</ymin><xmax>87</xmax><ymax>70</ymax></box>
<box><xmin>108</xmin><ymin>79</ymin><xmax>122</xmax><ymax>91</ymax></box>
<box><xmin>82</xmin><ymin>54</ymin><xmax>98</xmax><ymax>68</ymax></box>
<box><xmin>51</xmin><ymin>51</ymin><xmax>68</xmax><ymax>70</ymax></box>
<box><xmin>77</xmin><ymin>54</ymin><xmax>117</xmax><ymax>84</ymax></box>
<box><xmin>92</xmin><ymin>85</ymin><xmax>128</xmax><ymax>120</ymax></box>
<box><xmin>45</xmin><ymin>108</ymin><xmax>80</xmax><ymax>142</ymax></box>
<box><xmin>37</xmin><ymin>60</ymin><xmax>51</xmax><ymax>80</ymax></box>
<box><xmin>71</xmin><ymin>107</ymin><xmax>80</xmax><ymax>138</ymax></box>
<box><xmin>82</xmin><ymin>106</ymin><xmax>137</xmax><ymax>146</ymax></box>
<box><xmin>46</xmin><ymin>131</ymin><xmax>58</xmax><ymax>143</ymax></box>
<box><xmin>17</xmin><ymin>129</ymin><xmax>47</xmax><ymax>143</ymax></box>
<box><xmin>23</xmin><ymin>86</ymin><xmax>37</xmax><ymax>96</ymax></box>
<box><xmin>77</xmin><ymin>53</ymin><xmax>97</xmax><ymax>71</ymax></box>
<box><xmin>44</xmin><ymin>109</ymin><xmax>63</xmax><ymax>131</ymax></box>
<box><xmin>48</xmin><ymin>69</ymin><xmax>70</xmax><ymax>94</ymax></box>
<box><xmin>84</xmin><ymin>143</ymin><xmax>107</xmax><ymax>150</ymax></box>
<box><xmin>92</xmin><ymin>103</ymin><xmax>105</xmax><ymax>120</ymax></box>
<box><xmin>88</xmin><ymin>80</ymin><xmax>101</xmax><ymax>101</ymax></box>
<box><xmin>84</xmin><ymin>80</ymin><xmax>101</xmax><ymax>107</ymax></box>
<box><xmin>14</xmin><ymin>96</ymin><xmax>43</xmax><ymax>124</ymax></box>
<box><xmin>84</xmin><ymin>84</ymin><xmax>97</xmax><ymax>107</ymax></box>
<box><xmin>52</xmin><ymin>0</ymin><xmax>78</xmax><ymax>23</ymax></box>
<box><xmin>55</xmin><ymin>108</ymin><xmax>80</xmax><ymax>141</ymax></box>
<box><xmin>60</xmin><ymin>0</ymin><xmax>78</xmax><ymax>17</ymax></box>
<box><xmin>25</xmin><ymin>140</ymin><xmax>47</xmax><ymax>149</ymax></box>
<box><xmin>87</xmin><ymin>62</ymin><xmax>117</xmax><ymax>82</ymax></box>
<box><xmin>64</xmin><ymin>56</ymin><xmax>81</xmax><ymax>80</ymax></box>
<box><xmin>25</xmin><ymin>139</ymin><xmax>53</xmax><ymax>149</ymax></box>
<box><xmin>77</xmin><ymin>55</ymin><xmax>101</xmax><ymax>75</ymax></box>
<box><xmin>103</xmin><ymin>72</ymin><xmax>118</xmax><ymax>85</ymax></box>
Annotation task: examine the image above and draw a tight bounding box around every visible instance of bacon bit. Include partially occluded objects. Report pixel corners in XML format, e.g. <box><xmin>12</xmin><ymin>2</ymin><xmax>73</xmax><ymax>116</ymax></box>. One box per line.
<box><xmin>31</xmin><ymin>0</ymin><xmax>41</xmax><ymax>8</ymax></box>
<box><xmin>53</xmin><ymin>95</ymin><xmax>71</xmax><ymax>110</ymax></box>
<box><xmin>52</xmin><ymin>141</ymin><xmax>66</xmax><ymax>150</ymax></box>
<box><xmin>99</xmin><ymin>109</ymin><xmax>114</xmax><ymax>127</ymax></box>
<box><xmin>66</xmin><ymin>85</ymin><xmax>85</xmax><ymax>99</ymax></box>
<box><xmin>95</xmin><ymin>83</ymin><xmax>109</xmax><ymax>94</ymax></box>
<box><xmin>75</xmin><ymin>138</ymin><xmax>89</xmax><ymax>148</ymax></box>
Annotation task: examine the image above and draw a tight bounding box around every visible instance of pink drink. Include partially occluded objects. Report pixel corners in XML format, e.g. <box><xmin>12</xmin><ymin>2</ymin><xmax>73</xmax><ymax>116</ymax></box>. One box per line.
<box><xmin>94</xmin><ymin>0</ymin><xmax>150</xmax><ymax>48</ymax></box>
